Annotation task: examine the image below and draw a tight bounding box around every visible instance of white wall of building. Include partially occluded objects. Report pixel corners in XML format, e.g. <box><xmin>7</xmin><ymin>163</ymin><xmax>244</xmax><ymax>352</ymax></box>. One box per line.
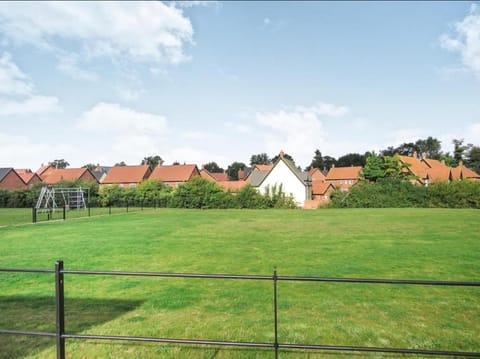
<box><xmin>258</xmin><ymin>160</ymin><xmax>306</xmax><ymax>205</ymax></box>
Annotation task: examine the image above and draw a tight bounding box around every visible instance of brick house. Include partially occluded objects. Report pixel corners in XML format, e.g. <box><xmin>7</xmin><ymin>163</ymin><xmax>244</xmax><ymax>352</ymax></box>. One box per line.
<box><xmin>15</xmin><ymin>169</ymin><xmax>42</xmax><ymax>188</ymax></box>
<box><xmin>149</xmin><ymin>164</ymin><xmax>200</xmax><ymax>188</ymax></box>
<box><xmin>0</xmin><ymin>168</ymin><xmax>27</xmax><ymax>190</ymax></box>
<box><xmin>100</xmin><ymin>164</ymin><xmax>151</xmax><ymax>188</ymax></box>
<box><xmin>325</xmin><ymin>165</ymin><xmax>362</xmax><ymax>191</ymax></box>
<box><xmin>42</xmin><ymin>168</ymin><xmax>98</xmax><ymax>185</ymax></box>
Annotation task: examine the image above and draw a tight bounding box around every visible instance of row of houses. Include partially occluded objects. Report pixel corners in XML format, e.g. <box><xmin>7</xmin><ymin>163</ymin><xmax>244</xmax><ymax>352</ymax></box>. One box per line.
<box><xmin>1</xmin><ymin>151</ymin><xmax>479</xmax><ymax>208</ymax></box>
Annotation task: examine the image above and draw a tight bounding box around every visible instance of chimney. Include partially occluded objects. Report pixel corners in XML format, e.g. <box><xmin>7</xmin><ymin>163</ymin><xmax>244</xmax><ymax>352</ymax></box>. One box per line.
<box><xmin>441</xmin><ymin>159</ymin><xmax>445</xmax><ymax>165</ymax></box>
<box><xmin>422</xmin><ymin>152</ymin><xmax>427</xmax><ymax>160</ymax></box>
<box><xmin>459</xmin><ymin>160</ymin><xmax>463</xmax><ymax>166</ymax></box>
<box><xmin>279</xmin><ymin>150</ymin><xmax>284</xmax><ymax>158</ymax></box>
<box><xmin>332</xmin><ymin>164</ymin><xmax>335</xmax><ymax>168</ymax></box>
<box><xmin>413</xmin><ymin>151</ymin><xmax>417</xmax><ymax>159</ymax></box>
<box><xmin>238</xmin><ymin>169</ymin><xmax>244</xmax><ymax>180</ymax></box>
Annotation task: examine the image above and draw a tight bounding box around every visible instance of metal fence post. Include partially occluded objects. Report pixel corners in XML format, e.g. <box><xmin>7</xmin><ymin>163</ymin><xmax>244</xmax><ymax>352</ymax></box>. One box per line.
<box><xmin>55</xmin><ymin>260</ymin><xmax>66</xmax><ymax>359</ymax></box>
<box><xmin>88</xmin><ymin>202</ymin><xmax>90</xmax><ymax>217</ymax></box>
<box><xmin>32</xmin><ymin>207</ymin><xmax>36</xmax><ymax>223</ymax></box>
<box><xmin>109</xmin><ymin>205</ymin><xmax>111</xmax><ymax>215</ymax></box>
<box><xmin>62</xmin><ymin>206</ymin><xmax>66</xmax><ymax>221</ymax></box>
<box><xmin>273</xmin><ymin>267</ymin><xmax>278</xmax><ymax>359</ymax></box>
<box><xmin>126</xmin><ymin>201</ymin><xmax>129</xmax><ymax>213</ymax></box>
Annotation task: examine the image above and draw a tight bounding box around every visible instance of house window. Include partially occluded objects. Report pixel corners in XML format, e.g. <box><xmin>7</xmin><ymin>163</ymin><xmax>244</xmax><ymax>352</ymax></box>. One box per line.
<box><xmin>129</xmin><ymin>183</ymin><xmax>136</xmax><ymax>188</ymax></box>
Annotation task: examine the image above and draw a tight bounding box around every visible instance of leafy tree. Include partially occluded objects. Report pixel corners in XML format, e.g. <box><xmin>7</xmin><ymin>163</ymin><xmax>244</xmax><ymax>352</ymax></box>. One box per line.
<box><xmin>235</xmin><ymin>185</ymin><xmax>267</xmax><ymax>208</ymax></box>
<box><xmin>308</xmin><ymin>149</ymin><xmax>324</xmax><ymax>170</ymax></box>
<box><xmin>142</xmin><ymin>155</ymin><xmax>163</xmax><ymax>169</ymax></box>
<box><xmin>466</xmin><ymin>146</ymin><xmax>480</xmax><ymax>174</ymax></box>
<box><xmin>381</xmin><ymin>143</ymin><xmax>418</xmax><ymax>157</ymax></box>
<box><xmin>203</xmin><ymin>162</ymin><xmax>224</xmax><ymax>173</ymax></box>
<box><xmin>98</xmin><ymin>185</ymin><xmax>126</xmax><ymax>206</ymax></box>
<box><xmin>51</xmin><ymin>159</ymin><xmax>69</xmax><ymax>169</ymax></box>
<box><xmin>170</xmin><ymin>177</ymin><xmax>231</xmax><ymax>209</ymax></box>
<box><xmin>249</xmin><ymin>153</ymin><xmax>271</xmax><ymax>166</ymax></box>
<box><xmin>336</xmin><ymin>153</ymin><xmax>366</xmax><ymax>167</ymax></box>
<box><xmin>415</xmin><ymin>137</ymin><xmax>442</xmax><ymax>159</ymax></box>
<box><xmin>362</xmin><ymin>153</ymin><xmax>408</xmax><ymax>182</ymax></box>
<box><xmin>322</xmin><ymin>156</ymin><xmax>337</xmax><ymax>171</ymax></box>
<box><xmin>136</xmin><ymin>179</ymin><xmax>171</xmax><ymax>204</ymax></box>
<box><xmin>226</xmin><ymin>161</ymin><xmax>246</xmax><ymax>180</ymax></box>
<box><xmin>82</xmin><ymin>163</ymin><xmax>97</xmax><ymax>171</ymax></box>
<box><xmin>453</xmin><ymin>139</ymin><xmax>469</xmax><ymax>164</ymax></box>
<box><xmin>115</xmin><ymin>161</ymin><xmax>126</xmax><ymax>166</ymax></box>
<box><xmin>440</xmin><ymin>153</ymin><xmax>457</xmax><ymax>167</ymax></box>
<box><xmin>361</xmin><ymin>152</ymin><xmax>385</xmax><ymax>182</ymax></box>
<box><xmin>271</xmin><ymin>152</ymin><xmax>294</xmax><ymax>164</ymax></box>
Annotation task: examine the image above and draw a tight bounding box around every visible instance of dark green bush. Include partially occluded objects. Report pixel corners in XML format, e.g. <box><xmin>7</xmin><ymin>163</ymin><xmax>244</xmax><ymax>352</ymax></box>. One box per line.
<box><xmin>329</xmin><ymin>178</ymin><xmax>480</xmax><ymax>208</ymax></box>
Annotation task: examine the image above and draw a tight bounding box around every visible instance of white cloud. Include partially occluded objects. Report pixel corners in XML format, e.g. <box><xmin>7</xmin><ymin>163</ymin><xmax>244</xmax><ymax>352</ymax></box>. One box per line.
<box><xmin>0</xmin><ymin>52</ymin><xmax>60</xmax><ymax>116</ymax></box>
<box><xmin>57</xmin><ymin>54</ymin><xmax>98</xmax><ymax>81</ymax></box>
<box><xmin>385</xmin><ymin>128</ymin><xmax>423</xmax><ymax>148</ymax></box>
<box><xmin>256</xmin><ymin>102</ymin><xmax>349</xmax><ymax>166</ymax></box>
<box><xmin>77</xmin><ymin>102</ymin><xmax>168</xmax><ymax>135</ymax></box>
<box><xmin>440</xmin><ymin>4</ymin><xmax>480</xmax><ymax>78</ymax></box>
<box><xmin>165</xmin><ymin>147</ymin><xmax>230</xmax><ymax>167</ymax></box>
<box><xmin>77</xmin><ymin>103</ymin><xmax>169</xmax><ymax>165</ymax></box>
<box><xmin>0</xmin><ymin>2</ymin><xmax>194</xmax><ymax>65</ymax></box>
<box><xmin>0</xmin><ymin>96</ymin><xmax>60</xmax><ymax>116</ymax></box>
<box><xmin>115</xmin><ymin>87</ymin><xmax>145</xmax><ymax>102</ymax></box>
<box><xmin>226</xmin><ymin>122</ymin><xmax>252</xmax><ymax>134</ymax></box>
<box><xmin>0</xmin><ymin>132</ymin><xmax>74</xmax><ymax>168</ymax></box>
<box><xmin>468</xmin><ymin>122</ymin><xmax>480</xmax><ymax>141</ymax></box>
<box><xmin>0</xmin><ymin>52</ymin><xmax>34</xmax><ymax>96</ymax></box>
<box><xmin>174</xmin><ymin>1</ymin><xmax>218</xmax><ymax>8</ymax></box>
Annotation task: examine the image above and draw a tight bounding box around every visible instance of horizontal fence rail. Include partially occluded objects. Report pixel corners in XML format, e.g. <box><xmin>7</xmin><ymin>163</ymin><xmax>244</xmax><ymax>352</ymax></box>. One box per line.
<box><xmin>0</xmin><ymin>261</ymin><xmax>479</xmax><ymax>359</ymax></box>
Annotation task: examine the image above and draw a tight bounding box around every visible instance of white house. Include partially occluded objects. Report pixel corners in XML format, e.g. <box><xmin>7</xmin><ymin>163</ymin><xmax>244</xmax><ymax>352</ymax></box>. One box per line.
<box><xmin>253</xmin><ymin>151</ymin><xmax>312</xmax><ymax>206</ymax></box>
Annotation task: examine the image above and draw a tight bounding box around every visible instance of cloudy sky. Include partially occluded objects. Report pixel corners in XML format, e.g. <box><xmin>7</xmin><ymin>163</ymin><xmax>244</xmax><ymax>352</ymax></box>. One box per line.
<box><xmin>0</xmin><ymin>1</ymin><xmax>479</xmax><ymax>170</ymax></box>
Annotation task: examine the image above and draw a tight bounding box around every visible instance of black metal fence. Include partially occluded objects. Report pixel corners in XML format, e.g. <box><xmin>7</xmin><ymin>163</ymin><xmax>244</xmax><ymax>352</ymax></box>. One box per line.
<box><xmin>32</xmin><ymin>200</ymin><xmax>163</xmax><ymax>224</ymax></box>
<box><xmin>0</xmin><ymin>261</ymin><xmax>479</xmax><ymax>358</ymax></box>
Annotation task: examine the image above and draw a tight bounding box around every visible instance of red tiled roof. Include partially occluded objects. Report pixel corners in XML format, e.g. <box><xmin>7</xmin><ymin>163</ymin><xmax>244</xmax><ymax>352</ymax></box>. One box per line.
<box><xmin>325</xmin><ymin>166</ymin><xmax>362</xmax><ymax>180</ymax></box>
<box><xmin>200</xmin><ymin>169</ymin><xmax>228</xmax><ymax>182</ymax></box>
<box><xmin>36</xmin><ymin>164</ymin><xmax>51</xmax><ymax>175</ymax></box>
<box><xmin>254</xmin><ymin>164</ymin><xmax>273</xmax><ymax>171</ymax></box>
<box><xmin>217</xmin><ymin>180</ymin><xmax>247</xmax><ymax>191</ymax></box>
<box><xmin>150</xmin><ymin>164</ymin><xmax>199</xmax><ymax>183</ymax></box>
<box><xmin>102</xmin><ymin>165</ymin><xmax>151</xmax><ymax>184</ymax></box>
<box><xmin>15</xmin><ymin>169</ymin><xmax>41</xmax><ymax>184</ymax></box>
<box><xmin>451</xmin><ymin>164</ymin><xmax>480</xmax><ymax>180</ymax></box>
<box><xmin>43</xmin><ymin>168</ymin><xmax>96</xmax><ymax>184</ymax></box>
<box><xmin>422</xmin><ymin>158</ymin><xmax>446</xmax><ymax>169</ymax></box>
<box><xmin>426</xmin><ymin>167</ymin><xmax>451</xmax><ymax>183</ymax></box>
<box><xmin>210</xmin><ymin>172</ymin><xmax>228</xmax><ymax>181</ymax></box>
<box><xmin>398</xmin><ymin>155</ymin><xmax>428</xmax><ymax>180</ymax></box>
<box><xmin>309</xmin><ymin>168</ymin><xmax>326</xmax><ymax>181</ymax></box>
<box><xmin>312</xmin><ymin>181</ymin><xmax>334</xmax><ymax>195</ymax></box>
<box><xmin>200</xmin><ymin>169</ymin><xmax>215</xmax><ymax>181</ymax></box>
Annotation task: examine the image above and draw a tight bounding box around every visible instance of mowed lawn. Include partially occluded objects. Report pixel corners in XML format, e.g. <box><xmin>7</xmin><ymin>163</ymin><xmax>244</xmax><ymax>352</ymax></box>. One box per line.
<box><xmin>0</xmin><ymin>208</ymin><xmax>478</xmax><ymax>358</ymax></box>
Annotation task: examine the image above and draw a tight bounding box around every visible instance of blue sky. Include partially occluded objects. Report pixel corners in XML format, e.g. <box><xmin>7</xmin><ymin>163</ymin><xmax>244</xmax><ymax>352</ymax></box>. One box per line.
<box><xmin>0</xmin><ymin>1</ymin><xmax>479</xmax><ymax>170</ymax></box>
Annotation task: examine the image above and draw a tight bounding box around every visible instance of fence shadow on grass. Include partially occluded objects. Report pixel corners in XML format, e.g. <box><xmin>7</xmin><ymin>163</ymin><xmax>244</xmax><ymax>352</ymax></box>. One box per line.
<box><xmin>0</xmin><ymin>295</ymin><xmax>143</xmax><ymax>359</ymax></box>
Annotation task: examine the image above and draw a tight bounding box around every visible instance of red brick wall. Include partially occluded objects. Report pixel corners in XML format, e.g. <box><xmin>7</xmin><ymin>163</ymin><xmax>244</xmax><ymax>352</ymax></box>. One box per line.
<box><xmin>79</xmin><ymin>171</ymin><xmax>98</xmax><ymax>184</ymax></box>
<box><xmin>0</xmin><ymin>171</ymin><xmax>27</xmax><ymax>190</ymax></box>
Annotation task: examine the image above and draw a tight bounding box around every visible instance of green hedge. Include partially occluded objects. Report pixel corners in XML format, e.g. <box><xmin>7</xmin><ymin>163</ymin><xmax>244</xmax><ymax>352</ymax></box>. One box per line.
<box><xmin>329</xmin><ymin>178</ymin><xmax>480</xmax><ymax>208</ymax></box>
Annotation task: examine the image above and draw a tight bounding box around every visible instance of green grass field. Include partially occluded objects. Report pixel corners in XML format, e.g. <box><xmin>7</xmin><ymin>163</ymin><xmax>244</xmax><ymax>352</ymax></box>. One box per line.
<box><xmin>0</xmin><ymin>206</ymin><xmax>149</xmax><ymax>227</ymax></box>
<box><xmin>0</xmin><ymin>208</ymin><xmax>479</xmax><ymax>358</ymax></box>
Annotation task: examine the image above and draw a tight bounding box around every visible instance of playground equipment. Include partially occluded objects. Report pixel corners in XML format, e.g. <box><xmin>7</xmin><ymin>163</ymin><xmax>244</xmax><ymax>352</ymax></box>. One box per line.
<box><xmin>35</xmin><ymin>186</ymin><xmax>87</xmax><ymax>212</ymax></box>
